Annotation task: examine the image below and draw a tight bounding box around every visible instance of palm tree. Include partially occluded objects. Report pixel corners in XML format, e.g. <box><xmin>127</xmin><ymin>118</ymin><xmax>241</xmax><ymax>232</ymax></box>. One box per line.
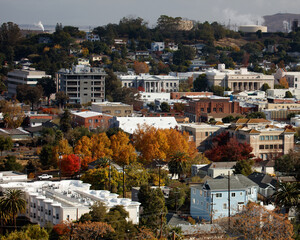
<box><xmin>0</xmin><ymin>201</ymin><xmax>11</xmax><ymax>234</ymax></box>
<box><xmin>272</xmin><ymin>182</ymin><xmax>300</xmax><ymax>214</ymax></box>
<box><xmin>168</xmin><ymin>152</ymin><xmax>189</xmax><ymax>179</ymax></box>
<box><xmin>0</xmin><ymin>189</ymin><xmax>26</xmax><ymax>230</ymax></box>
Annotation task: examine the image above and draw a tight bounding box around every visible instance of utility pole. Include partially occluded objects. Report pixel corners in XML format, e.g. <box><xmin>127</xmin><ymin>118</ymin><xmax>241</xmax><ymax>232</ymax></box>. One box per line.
<box><xmin>123</xmin><ymin>165</ymin><xmax>125</xmax><ymax>198</ymax></box>
<box><xmin>228</xmin><ymin>171</ymin><xmax>231</xmax><ymax>229</ymax></box>
<box><xmin>59</xmin><ymin>153</ymin><xmax>62</xmax><ymax>180</ymax></box>
<box><xmin>210</xmin><ymin>193</ymin><xmax>214</xmax><ymax>224</ymax></box>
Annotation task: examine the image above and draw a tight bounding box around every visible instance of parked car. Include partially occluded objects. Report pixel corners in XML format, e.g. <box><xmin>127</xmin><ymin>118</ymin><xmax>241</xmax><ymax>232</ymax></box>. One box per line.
<box><xmin>38</xmin><ymin>174</ymin><xmax>53</xmax><ymax>180</ymax></box>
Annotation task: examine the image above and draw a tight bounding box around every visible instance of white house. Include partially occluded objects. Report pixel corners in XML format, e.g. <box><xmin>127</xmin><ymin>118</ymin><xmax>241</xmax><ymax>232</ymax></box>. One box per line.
<box><xmin>0</xmin><ymin>180</ymin><xmax>140</xmax><ymax>226</ymax></box>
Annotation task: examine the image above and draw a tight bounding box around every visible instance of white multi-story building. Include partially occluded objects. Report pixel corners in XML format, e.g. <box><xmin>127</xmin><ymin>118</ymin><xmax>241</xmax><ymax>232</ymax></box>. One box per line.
<box><xmin>7</xmin><ymin>67</ymin><xmax>51</xmax><ymax>98</ymax></box>
<box><xmin>56</xmin><ymin>65</ymin><xmax>106</xmax><ymax>104</ymax></box>
<box><xmin>0</xmin><ymin>180</ymin><xmax>140</xmax><ymax>226</ymax></box>
<box><xmin>119</xmin><ymin>73</ymin><xmax>179</xmax><ymax>93</ymax></box>
<box><xmin>274</xmin><ymin>69</ymin><xmax>300</xmax><ymax>89</ymax></box>
<box><xmin>206</xmin><ymin>64</ymin><xmax>274</xmax><ymax>91</ymax></box>
<box><xmin>151</xmin><ymin>42</ymin><xmax>165</xmax><ymax>52</ymax></box>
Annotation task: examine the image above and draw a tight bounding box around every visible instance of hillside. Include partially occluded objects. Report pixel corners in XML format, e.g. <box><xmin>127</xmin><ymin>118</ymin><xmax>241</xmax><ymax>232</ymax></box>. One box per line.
<box><xmin>214</xmin><ymin>38</ymin><xmax>248</xmax><ymax>49</ymax></box>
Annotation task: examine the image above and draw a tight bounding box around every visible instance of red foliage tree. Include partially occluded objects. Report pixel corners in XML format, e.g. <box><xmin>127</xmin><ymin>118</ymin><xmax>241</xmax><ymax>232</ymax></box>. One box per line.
<box><xmin>61</xmin><ymin>154</ymin><xmax>81</xmax><ymax>176</ymax></box>
<box><xmin>205</xmin><ymin>132</ymin><xmax>254</xmax><ymax>162</ymax></box>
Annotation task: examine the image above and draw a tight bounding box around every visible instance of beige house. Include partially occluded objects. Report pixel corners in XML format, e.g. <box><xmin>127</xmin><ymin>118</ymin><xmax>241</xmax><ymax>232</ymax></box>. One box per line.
<box><xmin>228</xmin><ymin>119</ymin><xmax>295</xmax><ymax>160</ymax></box>
<box><xmin>91</xmin><ymin>102</ymin><xmax>133</xmax><ymax>117</ymax></box>
<box><xmin>180</xmin><ymin>123</ymin><xmax>227</xmax><ymax>151</ymax></box>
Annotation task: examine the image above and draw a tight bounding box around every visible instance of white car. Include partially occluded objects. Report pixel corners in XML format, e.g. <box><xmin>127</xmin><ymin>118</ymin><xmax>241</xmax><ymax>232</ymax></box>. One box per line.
<box><xmin>38</xmin><ymin>174</ymin><xmax>53</xmax><ymax>180</ymax></box>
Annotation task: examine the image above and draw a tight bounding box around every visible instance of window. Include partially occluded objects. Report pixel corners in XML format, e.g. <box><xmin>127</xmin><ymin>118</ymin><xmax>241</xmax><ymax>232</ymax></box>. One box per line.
<box><xmin>33</xmin><ymin>203</ymin><xmax>36</xmax><ymax>208</ymax></box>
<box><xmin>223</xmin><ymin>203</ymin><xmax>227</xmax><ymax>209</ymax></box>
<box><xmin>204</xmin><ymin>191</ymin><xmax>207</xmax><ymax>197</ymax></box>
<box><xmin>274</xmin><ymin>136</ymin><xmax>278</xmax><ymax>140</ymax></box>
<box><xmin>115</xmin><ymin>110</ymin><xmax>121</xmax><ymax>114</ymax></box>
<box><xmin>95</xmin><ymin>119</ymin><xmax>98</xmax><ymax>123</ymax></box>
<box><xmin>260</xmin><ymin>136</ymin><xmax>265</xmax><ymax>141</ymax></box>
<box><xmin>240</xmin><ymin>192</ymin><xmax>243</xmax><ymax>196</ymax></box>
<box><xmin>192</xmin><ymin>198</ymin><xmax>195</xmax><ymax>204</ymax></box>
<box><xmin>270</xmin><ymin>145</ymin><xmax>273</xmax><ymax>149</ymax></box>
<box><xmin>274</xmin><ymin>145</ymin><xmax>278</xmax><ymax>149</ymax></box>
<box><xmin>196</xmin><ymin>200</ymin><xmax>199</xmax><ymax>205</ymax></box>
<box><xmin>48</xmin><ymin>210</ymin><xmax>51</xmax><ymax>216</ymax></box>
<box><xmin>213</xmin><ymin>108</ymin><xmax>216</xmax><ymax>112</ymax></box>
<box><xmin>265</xmin><ymin>145</ymin><xmax>269</xmax><ymax>149</ymax></box>
<box><xmin>192</xmin><ymin>189</ymin><xmax>196</xmax><ymax>194</ymax></box>
<box><xmin>88</xmin><ymin>119</ymin><xmax>92</xmax><ymax>123</ymax></box>
<box><xmin>259</xmin><ymin>145</ymin><xmax>264</xmax><ymax>149</ymax></box>
<box><xmin>41</xmin><ymin>206</ymin><xmax>43</xmax><ymax>212</ymax></box>
<box><xmin>265</xmin><ymin>136</ymin><xmax>269</xmax><ymax>140</ymax></box>
<box><xmin>200</xmin><ymin>190</ymin><xmax>203</xmax><ymax>196</ymax></box>
<box><xmin>201</xmin><ymin>108</ymin><xmax>204</xmax><ymax>111</ymax></box>
<box><xmin>248</xmin><ymin>188</ymin><xmax>252</xmax><ymax>194</ymax></box>
<box><xmin>34</xmin><ymin>213</ymin><xmax>36</xmax><ymax>218</ymax></box>
<box><xmin>67</xmin><ymin>215</ymin><xmax>70</xmax><ymax>220</ymax></box>
<box><xmin>216</xmin><ymin>193</ymin><xmax>222</xmax><ymax>198</ymax></box>
<box><xmin>270</xmin><ymin>136</ymin><xmax>273</xmax><ymax>140</ymax></box>
<box><xmin>231</xmin><ymin>193</ymin><xmax>236</xmax><ymax>197</ymax></box>
<box><xmin>219</xmin><ymin>108</ymin><xmax>223</xmax><ymax>112</ymax></box>
<box><xmin>279</xmin><ymin>144</ymin><xmax>283</xmax><ymax>149</ymax></box>
<box><xmin>205</xmin><ymin>132</ymin><xmax>208</xmax><ymax>136</ymax></box>
<box><xmin>56</xmin><ymin>214</ymin><xmax>59</xmax><ymax>219</ymax></box>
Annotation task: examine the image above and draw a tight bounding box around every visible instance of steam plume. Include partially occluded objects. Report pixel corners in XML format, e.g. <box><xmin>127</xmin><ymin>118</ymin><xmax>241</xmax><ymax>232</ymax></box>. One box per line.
<box><xmin>34</xmin><ymin>21</ymin><xmax>44</xmax><ymax>32</ymax></box>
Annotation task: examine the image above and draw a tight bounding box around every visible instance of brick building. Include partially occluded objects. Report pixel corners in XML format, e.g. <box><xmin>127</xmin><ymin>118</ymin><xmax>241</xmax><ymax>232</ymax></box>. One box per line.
<box><xmin>184</xmin><ymin>98</ymin><xmax>240</xmax><ymax>122</ymax></box>
<box><xmin>72</xmin><ymin>111</ymin><xmax>112</xmax><ymax>130</ymax></box>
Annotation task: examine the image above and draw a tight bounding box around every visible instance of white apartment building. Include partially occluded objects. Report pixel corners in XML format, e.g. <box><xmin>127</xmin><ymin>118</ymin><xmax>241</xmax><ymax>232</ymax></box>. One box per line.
<box><xmin>274</xmin><ymin>69</ymin><xmax>300</xmax><ymax>89</ymax></box>
<box><xmin>0</xmin><ymin>180</ymin><xmax>140</xmax><ymax>226</ymax></box>
<box><xmin>119</xmin><ymin>73</ymin><xmax>179</xmax><ymax>93</ymax></box>
<box><xmin>206</xmin><ymin>64</ymin><xmax>274</xmax><ymax>91</ymax></box>
<box><xmin>56</xmin><ymin>65</ymin><xmax>106</xmax><ymax>104</ymax></box>
<box><xmin>151</xmin><ymin>42</ymin><xmax>165</xmax><ymax>52</ymax></box>
<box><xmin>7</xmin><ymin>67</ymin><xmax>51</xmax><ymax>98</ymax></box>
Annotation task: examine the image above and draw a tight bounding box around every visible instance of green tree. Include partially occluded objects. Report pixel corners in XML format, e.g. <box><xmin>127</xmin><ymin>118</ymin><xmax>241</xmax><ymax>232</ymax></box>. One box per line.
<box><xmin>275</xmin><ymin>150</ymin><xmax>300</xmax><ymax>180</ymax></box>
<box><xmin>90</xmin><ymin>201</ymin><xmax>108</xmax><ymax>222</ymax></box>
<box><xmin>160</xmin><ymin>102</ymin><xmax>170</xmax><ymax>112</ymax></box>
<box><xmin>55</xmin><ymin>91</ymin><xmax>69</xmax><ymax>109</ymax></box>
<box><xmin>193</xmin><ymin>74</ymin><xmax>208</xmax><ymax>92</ymax></box>
<box><xmin>210</xmin><ymin>85</ymin><xmax>224</xmax><ymax>96</ymax></box>
<box><xmin>39</xmin><ymin>144</ymin><xmax>54</xmax><ymax>167</ymax></box>
<box><xmin>16</xmin><ymin>85</ymin><xmax>43</xmax><ymax>110</ymax></box>
<box><xmin>125</xmin><ymin>163</ymin><xmax>150</xmax><ymax>190</ymax></box>
<box><xmin>138</xmin><ymin>185</ymin><xmax>167</xmax><ymax>236</ymax></box>
<box><xmin>247</xmin><ymin>111</ymin><xmax>266</xmax><ymax>119</ymax></box>
<box><xmin>60</xmin><ymin>109</ymin><xmax>72</xmax><ymax>133</ymax></box>
<box><xmin>0</xmin><ymin>136</ymin><xmax>13</xmax><ymax>156</ymax></box>
<box><xmin>168</xmin><ymin>152</ymin><xmax>190</xmax><ymax>178</ymax></box>
<box><xmin>261</xmin><ymin>83</ymin><xmax>271</xmax><ymax>92</ymax></box>
<box><xmin>37</xmin><ymin>77</ymin><xmax>56</xmax><ymax>105</ymax></box>
<box><xmin>285</xmin><ymin>91</ymin><xmax>293</xmax><ymax>98</ymax></box>
<box><xmin>272</xmin><ymin>182</ymin><xmax>300</xmax><ymax>214</ymax></box>
<box><xmin>2</xmin><ymin>155</ymin><xmax>23</xmax><ymax>172</ymax></box>
<box><xmin>233</xmin><ymin>159</ymin><xmax>254</xmax><ymax>176</ymax></box>
<box><xmin>222</xmin><ymin>115</ymin><xmax>235</xmax><ymax>123</ymax></box>
<box><xmin>0</xmin><ymin>189</ymin><xmax>26</xmax><ymax>229</ymax></box>
<box><xmin>24</xmin><ymin>224</ymin><xmax>49</xmax><ymax>240</ymax></box>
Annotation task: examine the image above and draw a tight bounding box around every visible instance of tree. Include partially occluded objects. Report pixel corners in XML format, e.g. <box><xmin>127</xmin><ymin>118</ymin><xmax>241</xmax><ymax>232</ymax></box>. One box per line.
<box><xmin>16</xmin><ymin>85</ymin><xmax>43</xmax><ymax>110</ymax></box>
<box><xmin>261</xmin><ymin>83</ymin><xmax>270</xmax><ymax>92</ymax></box>
<box><xmin>24</xmin><ymin>224</ymin><xmax>49</xmax><ymax>240</ymax></box>
<box><xmin>193</xmin><ymin>74</ymin><xmax>208</xmax><ymax>92</ymax></box>
<box><xmin>138</xmin><ymin>186</ymin><xmax>167</xmax><ymax>236</ymax></box>
<box><xmin>229</xmin><ymin>202</ymin><xmax>294</xmax><ymax>240</ymax></box>
<box><xmin>61</xmin><ymin>154</ymin><xmax>80</xmax><ymax>177</ymax></box>
<box><xmin>210</xmin><ymin>85</ymin><xmax>224</xmax><ymax>96</ymax></box>
<box><xmin>2</xmin><ymin>101</ymin><xmax>25</xmax><ymax>128</ymax></box>
<box><xmin>39</xmin><ymin>144</ymin><xmax>54</xmax><ymax>167</ymax></box>
<box><xmin>233</xmin><ymin>159</ymin><xmax>254</xmax><ymax>176</ymax></box>
<box><xmin>168</xmin><ymin>152</ymin><xmax>190</xmax><ymax>178</ymax></box>
<box><xmin>275</xmin><ymin>150</ymin><xmax>300</xmax><ymax>179</ymax></box>
<box><xmin>285</xmin><ymin>91</ymin><xmax>293</xmax><ymax>98</ymax></box>
<box><xmin>279</xmin><ymin>77</ymin><xmax>289</xmax><ymax>89</ymax></box>
<box><xmin>0</xmin><ymin>136</ymin><xmax>13</xmax><ymax>156</ymax></box>
<box><xmin>222</xmin><ymin>115</ymin><xmax>235</xmax><ymax>123</ymax></box>
<box><xmin>0</xmin><ymin>189</ymin><xmax>26</xmax><ymax>229</ymax></box>
<box><xmin>272</xmin><ymin>182</ymin><xmax>300</xmax><ymax>214</ymax></box>
<box><xmin>37</xmin><ymin>77</ymin><xmax>56</xmax><ymax>105</ymax></box>
<box><xmin>110</xmin><ymin>131</ymin><xmax>136</xmax><ymax>197</ymax></box>
<box><xmin>60</xmin><ymin>109</ymin><xmax>72</xmax><ymax>133</ymax></box>
<box><xmin>90</xmin><ymin>201</ymin><xmax>108</xmax><ymax>222</ymax></box>
<box><xmin>133</xmin><ymin>61</ymin><xmax>149</xmax><ymax>74</ymax></box>
<box><xmin>160</xmin><ymin>102</ymin><xmax>170</xmax><ymax>112</ymax></box>
<box><xmin>205</xmin><ymin>132</ymin><xmax>254</xmax><ymax>162</ymax></box>
<box><xmin>80</xmin><ymin>167</ymin><xmax>121</xmax><ymax>191</ymax></box>
<box><xmin>125</xmin><ymin>163</ymin><xmax>150</xmax><ymax>190</ymax></box>
<box><xmin>2</xmin><ymin>155</ymin><xmax>23</xmax><ymax>171</ymax></box>
<box><xmin>71</xmin><ymin>221</ymin><xmax>114</xmax><ymax>240</ymax></box>
<box><xmin>246</xmin><ymin>111</ymin><xmax>266</xmax><ymax>119</ymax></box>
<box><xmin>55</xmin><ymin>91</ymin><xmax>69</xmax><ymax>109</ymax></box>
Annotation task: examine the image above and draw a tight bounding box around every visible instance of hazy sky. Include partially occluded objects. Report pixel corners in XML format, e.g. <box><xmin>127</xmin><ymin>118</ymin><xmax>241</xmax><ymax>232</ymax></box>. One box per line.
<box><xmin>0</xmin><ymin>0</ymin><xmax>299</xmax><ymax>28</ymax></box>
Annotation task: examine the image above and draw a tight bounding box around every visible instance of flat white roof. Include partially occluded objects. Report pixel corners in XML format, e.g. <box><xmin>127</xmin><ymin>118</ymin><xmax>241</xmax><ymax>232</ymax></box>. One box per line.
<box><xmin>115</xmin><ymin>117</ymin><xmax>178</xmax><ymax>134</ymax></box>
<box><xmin>72</xmin><ymin>111</ymin><xmax>107</xmax><ymax>118</ymax></box>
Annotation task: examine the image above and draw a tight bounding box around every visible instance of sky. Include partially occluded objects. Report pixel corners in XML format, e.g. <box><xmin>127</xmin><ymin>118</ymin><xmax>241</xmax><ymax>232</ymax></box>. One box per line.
<box><xmin>0</xmin><ymin>0</ymin><xmax>299</xmax><ymax>29</ymax></box>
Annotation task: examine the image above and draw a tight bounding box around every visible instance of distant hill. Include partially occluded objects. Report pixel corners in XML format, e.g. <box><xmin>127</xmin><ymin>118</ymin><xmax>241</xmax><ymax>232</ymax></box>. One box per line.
<box><xmin>263</xmin><ymin>13</ymin><xmax>300</xmax><ymax>32</ymax></box>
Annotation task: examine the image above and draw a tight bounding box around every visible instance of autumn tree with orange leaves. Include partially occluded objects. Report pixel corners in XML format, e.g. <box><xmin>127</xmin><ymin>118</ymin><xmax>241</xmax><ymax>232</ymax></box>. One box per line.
<box><xmin>227</xmin><ymin>202</ymin><xmax>294</xmax><ymax>240</ymax></box>
<box><xmin>74</xmin><ymin>133</ymin><xmax>112</xmax><ymax>161</ymax></box>
<box><xmin>133</xmin><ymin>61</ymin><xmax>149</xmax><ymax>74</ymax></box>
<box><xmin>279</xmin><ymin>76</ymin><xmax>289</xmax><ymax>89</ymax></box>
<box><xmin>132</xmin><ymin>124</ymin><xmax>197</xmax><ymax>164</ymax></box>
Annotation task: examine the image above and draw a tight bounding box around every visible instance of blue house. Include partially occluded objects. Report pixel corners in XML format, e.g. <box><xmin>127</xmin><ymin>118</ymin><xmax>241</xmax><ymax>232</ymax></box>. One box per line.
<box><xmin>190</xmin><ymin>174</ymin><xmax>258</xmax><ymax>222</ymax></box>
